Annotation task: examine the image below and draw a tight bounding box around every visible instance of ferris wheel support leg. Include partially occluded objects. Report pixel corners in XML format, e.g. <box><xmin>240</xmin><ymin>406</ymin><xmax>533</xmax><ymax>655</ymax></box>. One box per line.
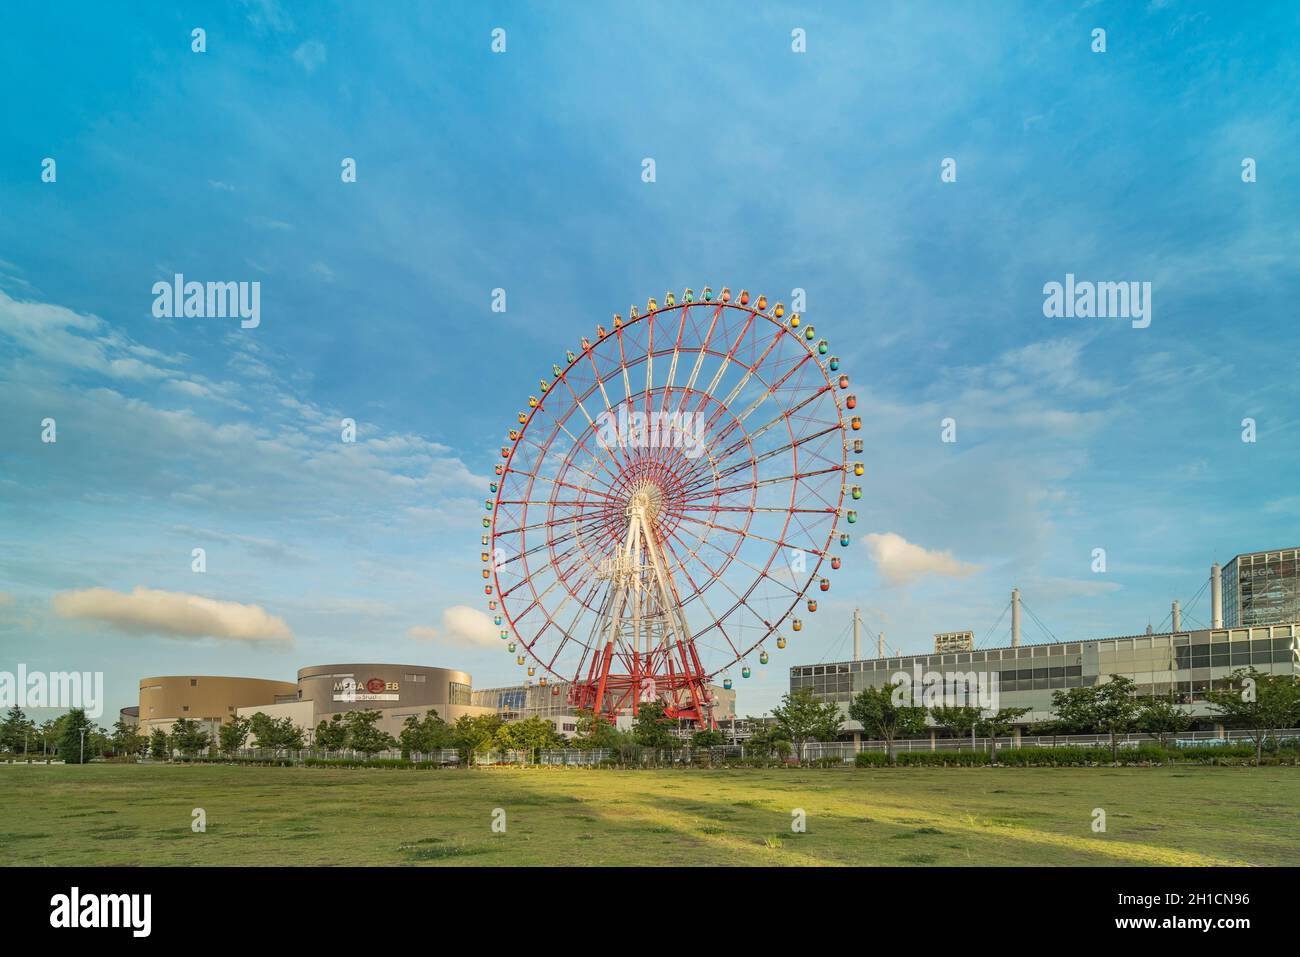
<box><xmin>671</xmin><ymin>638</ymin><xmax>713</xmax><ymax>729</ymax></box>
<box><xmin>592</xmin><ymin>639</ymin><xmax>616</xmax><ymax>724</ymax></box>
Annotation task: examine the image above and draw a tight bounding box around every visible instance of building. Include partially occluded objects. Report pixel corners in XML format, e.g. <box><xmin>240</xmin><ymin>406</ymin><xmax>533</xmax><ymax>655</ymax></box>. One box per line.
<box><xmin>471</xmin><ymin>680</ymin><xmax>738</xmax><ymax>736</ymax></box>
<box><xmin>137</xmin><ymin>675</ymin><xmax>298</xmax><ymax>740</ymax></box>
<box><xmin>236</xmin><ymin>664</ymin><xmax>494</xmax><ymax>743</ymax></box>
<box><xmin>131</xmin><ymin>660</ymin><xmax>739</xmax><ymax>745</ymax></box>
<box><xmin>792</xmin><ymin>620</ymin><xmax>1300</xmax><ymax>738</ymax></box>
<box><xmin>933</xmin><ymin>631</ymin><xmax>974</xmax><ymax>653</ymax></box>
<box><xmin>1222</xmin><ymin>548</ymin><xmax>1300</xmax><ymax>627</ymax></box>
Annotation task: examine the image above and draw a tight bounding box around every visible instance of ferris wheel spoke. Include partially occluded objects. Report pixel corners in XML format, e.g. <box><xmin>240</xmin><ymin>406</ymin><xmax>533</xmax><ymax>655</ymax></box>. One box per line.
<box><xmin>680</xmin><ymin>505</ymin><xmax>834</xmax><ymax>514</ymax></box>
<box><xmin>658</xmin><ymin>305</ymin><xmax>689</xmax><ymax>421</ymax></box>
<box><xmin>688</xmin><ymin>528</ymin><xmax>801</xmax><ymax>599</ymax></box>
<box><xmin>657</xmin><ymin>530</ymin><xmax>749</xmax><ymax>665</ymax></box>
<box><xmin>690</xmin><ymin>465</ymin><xmax>842</xmax><ymax>500</ymax></box>
<box><xmin>702</xmin><ymin>381</ymin><xmax>831</xmax><ymax>472</ymax></box>
<box><xmin>680</xmin><ymin>305</ymin><xmax>723</xmax><ymax>397</ymax></box>
<box><xmin>562</xmin><ymin>362</ymin><xmax>633</xmax><ymax>476</ymax></box>
<box><xmin>530</xmin><ymin>410</ymin><xmax>624</xmax><ymax>491</ymax></box>
<box><xmin>676</xmin><ymin>511</ymin><xmax>820</xmax><ymax>557</ymax></box>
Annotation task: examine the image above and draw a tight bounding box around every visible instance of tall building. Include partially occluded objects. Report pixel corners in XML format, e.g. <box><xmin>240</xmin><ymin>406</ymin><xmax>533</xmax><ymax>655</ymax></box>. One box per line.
<box><xmin>1222</xmin><ymin>548</ymin><xmax>1300</xmax><ymax>627</ymax></box>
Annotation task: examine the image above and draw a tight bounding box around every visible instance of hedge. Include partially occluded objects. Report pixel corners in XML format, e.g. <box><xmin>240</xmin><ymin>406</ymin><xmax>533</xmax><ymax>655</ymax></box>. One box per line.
<box><xmin>302</xmin><ymin>757</ymin><xmax>445</xmax><ymax>769</ymax></box>
<box><xmin>855</xmin><ymin>746</ymin><xmax>1172</xmax><ymax>767</ymax></box>
<box><xmin>854</xmin><ymin>751</ymin><xmax>990</xmax><ymax>767</ymax></box>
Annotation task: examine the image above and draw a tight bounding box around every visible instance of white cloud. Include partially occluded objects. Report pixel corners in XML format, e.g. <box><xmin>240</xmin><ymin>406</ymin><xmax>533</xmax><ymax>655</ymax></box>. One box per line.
<box><xmin>863</xmin><ymin>532</ymin><xmax>982</xmax><ymax>586</ymax></box>
<box><xmin>53</xmin><ymin>586</ymin><xmax>293</xmax><ymax>643</ymax></box>
<box><xmin>293</xmin><ymin>40</ymin><xmax>327</xmax><ymax>73</ymax></box>
<box><xmin>0</xmin><ymin>290</ymin><xmax>178</xmax><ymax>381</ymax></box>
<box><xmin>408</xmin><ymin>605</ymin><xmax>498</xmax><ymax>649</ymax></box>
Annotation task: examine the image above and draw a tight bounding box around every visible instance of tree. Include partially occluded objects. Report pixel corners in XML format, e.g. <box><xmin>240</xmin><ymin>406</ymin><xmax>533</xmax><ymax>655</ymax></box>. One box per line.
<box><xmin>169</xmin><ymin>718</ymin><xmax>211</xmax><ymax>758</ymax></box>
<box><xmin>929</xmin><ymin>704</ymin><xmax>981</xmax><ymax>750</ymax></box>
<box><xmin>691</xmin><ymin>728</ymin><xmax>726</xmax><ymax>749</ymax></box>
<box><xmin>1207</xmin><ymin>668</ymin><xmax>1300</xmax><ymax>767</ymax></box>
<box><xmin>1</xmin><ymin>707</ymin><xmax>36</xmax><ymax>754</ymax></box>
<box><xmin>451</xmin><ymin>713</ymin><xmax>504</xmax><ymax>758</ymax></box>
<box><xmin>772</xmin><ymin>688</ymin><xmax>844</xmax><ymax>761</ymax></box>
<box><xmin>397</xmin><ymin>711</ymin><xmax>451</xmax><ymax>758</ymax></box>
<box><xmin>974</xmin><ymin>707</ymin><xmax>1031</xmax><ymax>764</ymax></box>
<box><xmin>315</xmin><ymin>714</ymin><xmax>348</xmax><ymax>752</ymax></box>
<box><xmin>340</xmin><ymin>710</ymin><xmax>392</xmax><ymax>757</ymax></box>
<box><xmin>1094</xmin><ymin>676</ymin><xmax>1143</xmax><ymax>763</ymax></box>
<box><xmin>148</xmin><ymin>727</ymin><xmax>170</xmax><ymax>759</ymax></box>
<box><xmin>1136</xmin><ymin>697</ymin><xmax>1192</xmax><ymax>751</ymax></box>
<box><xmin>58</xmin><ymin>708</ymin><xmax>95</xmax><ymax>764</ymax></box>
<box><xmin>38</xmin><ymin>719</ymin><xmax>59</xmax><ymax>756</ymax></box>
<box><xmin>1028</xmin><ymin>718</ymin><xmax>1068</xmax><ymax>748</ymax></box>
<box><xmin>111</xmin><ymin>718</ymin><xmax>147</xmax><ymax>759</ymax></box>
<box><xmin>848</xmin><ymin>683</ymin><xmax>927</xmax><ymax>764</ymax></box>
<box><xmin>496</xmin><ymin>716</ymin><xmax>564</xmax><ymax>757</ymax></box>
<box><xmin>248</xmin><ymin>713</ymin><xmax>304</xmax><ymax>755</ymax></box>
<box><xmin>1051</xmin><ymin>677</ymin><xmax>1142</xmax><ymax>762</ymax></box>
<box><xmin>742</xmin><ymin>719</ymin><xmax>791</xmax><ymax>759</ymax></box>
<box><xmin>632</xmin><ymin>700</ymin><xmax>677</xmax><ymax>750</ymax></box>
<box><xmin>217</xmin><ymin>716</ymin><xmax>252</xmax><ymax>757</ymax></box>
<box><xmin>572</xmin><ymin>709</ymin><xmax>624</xmax><ymax>751</ymax></box>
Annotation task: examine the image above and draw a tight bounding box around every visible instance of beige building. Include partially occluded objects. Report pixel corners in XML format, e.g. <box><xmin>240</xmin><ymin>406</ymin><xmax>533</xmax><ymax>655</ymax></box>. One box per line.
<box><xmin>237</xmin><ymin>663</ymin><xmax>493</xmax><ymax>744</ymax></box>
<box><xmin>137</xmin><ymin>675</ymin><xmax>297</xmax><ymax>739</ymax></box>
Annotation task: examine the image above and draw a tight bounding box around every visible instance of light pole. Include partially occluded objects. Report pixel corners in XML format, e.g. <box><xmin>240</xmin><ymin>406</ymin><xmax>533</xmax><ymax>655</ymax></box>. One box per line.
<box><xmin>79</xmin><ymin>727</ymin><xmax>86</xmax><ymax>765</ymax></box>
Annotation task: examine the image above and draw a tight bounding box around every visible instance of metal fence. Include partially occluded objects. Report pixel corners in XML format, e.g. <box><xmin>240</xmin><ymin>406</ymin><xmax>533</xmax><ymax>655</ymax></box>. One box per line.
<box><xmin>799</xmin><ymin>728</ymin><xmax>1300</xmax><ymax>762</ymax></box>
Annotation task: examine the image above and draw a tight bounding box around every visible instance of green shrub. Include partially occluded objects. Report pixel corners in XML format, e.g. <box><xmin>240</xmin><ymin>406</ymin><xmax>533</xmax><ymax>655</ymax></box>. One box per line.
<box><xmin>301</xmin><ymin>757</ymin><xmax>442</xmax><ymax>769</ymax></box>
<box><xmin>854</xmin><ymin>752</ymin><xmax>891</xmax><ymax>767</ymax></box>
<box><xmin>854</xmin><ymin>750</ymin><xmax>990</xmax><ymax>767</ymax></box>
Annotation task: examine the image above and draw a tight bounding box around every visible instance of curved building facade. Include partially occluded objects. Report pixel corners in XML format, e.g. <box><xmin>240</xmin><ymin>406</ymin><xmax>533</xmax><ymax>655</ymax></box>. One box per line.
<box><xmin>232</xmin><ymin>664</ymin><xmax>494</xmax><ymax>744</ymax></box>
<box><xmin>297</xmin><ymin>663</ymin><xmax>474</xmax><ymax>718</ymax></box>
<box><xmin>138</xmin><ymin>675</ymin><xmax>297</xmax><ymax>735</ymax></box>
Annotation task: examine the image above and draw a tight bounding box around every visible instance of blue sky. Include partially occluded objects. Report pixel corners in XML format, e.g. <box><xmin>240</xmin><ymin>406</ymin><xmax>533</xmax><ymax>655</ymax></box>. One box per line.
<box><xmin>1</xmin><ymin>0</ymin><xmax>1297</xmax><ymax>719</ymax></box>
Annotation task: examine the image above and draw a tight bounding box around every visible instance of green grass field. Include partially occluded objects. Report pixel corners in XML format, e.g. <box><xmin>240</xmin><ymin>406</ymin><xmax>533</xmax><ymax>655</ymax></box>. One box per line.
<box><xmin>3</xmin><ymin>763</ymin><xmax>1298</xmax><ymax>866</ymax></box>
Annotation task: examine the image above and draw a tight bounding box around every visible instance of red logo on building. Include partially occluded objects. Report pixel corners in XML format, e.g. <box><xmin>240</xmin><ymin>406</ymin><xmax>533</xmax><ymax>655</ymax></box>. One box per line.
<box><xmin>366</xmin><ymin>678</ymin><xmax>386</xmax><ymax>694</ymax></box>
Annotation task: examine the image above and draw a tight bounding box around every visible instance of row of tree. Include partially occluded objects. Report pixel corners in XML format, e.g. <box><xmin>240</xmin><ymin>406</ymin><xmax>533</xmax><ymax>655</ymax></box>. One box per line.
<box><xmin>7</xmin><ymin>667</ymin><xmax>1295</xmax><ymax>766</ymax></box>
<box><xmin>830</xmin><ymin>668</ymin><xmax>1300</xmax><ymax>765</ymax></box>
<box><xmin>1</xmin><ymin>707</ymin><xmax>110</xmax><ymax>762</ymax></box>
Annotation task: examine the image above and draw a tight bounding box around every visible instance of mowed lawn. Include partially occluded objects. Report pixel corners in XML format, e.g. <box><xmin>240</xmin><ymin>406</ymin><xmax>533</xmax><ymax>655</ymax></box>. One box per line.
<box><xmin>3</xmin><ymin>764</ymin><xmax>1298</xmax><ymax>866</ymax></box>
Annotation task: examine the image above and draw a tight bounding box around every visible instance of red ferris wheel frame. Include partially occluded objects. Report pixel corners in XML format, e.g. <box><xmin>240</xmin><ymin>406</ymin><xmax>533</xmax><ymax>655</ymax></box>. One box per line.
<box><xmin>482</xmin><ymin>288</ymin><xmax>858</xmax><ymax>725</ymax></box>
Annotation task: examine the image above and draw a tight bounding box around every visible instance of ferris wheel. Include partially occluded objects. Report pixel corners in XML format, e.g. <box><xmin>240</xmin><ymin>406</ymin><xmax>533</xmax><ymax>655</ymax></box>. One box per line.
<box><xmin>482</xmin><ymin>287</ymin><xmax>861</xmax><ymax>726</ymax></box>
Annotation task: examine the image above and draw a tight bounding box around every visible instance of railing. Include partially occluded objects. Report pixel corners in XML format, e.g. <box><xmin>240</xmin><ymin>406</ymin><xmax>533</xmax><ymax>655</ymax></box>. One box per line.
<box><xmin>799</xmin><ymin>728</ymin><xmax>1300</xmax><ymax>761</ymax></box>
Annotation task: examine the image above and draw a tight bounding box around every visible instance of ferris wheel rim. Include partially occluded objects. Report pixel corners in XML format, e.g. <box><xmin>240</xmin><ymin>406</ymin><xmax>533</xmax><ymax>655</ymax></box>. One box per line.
<box><xmin>486</xmin><ymin>294</ymin><xmax>851</xmax><ymax>684</ymax></box>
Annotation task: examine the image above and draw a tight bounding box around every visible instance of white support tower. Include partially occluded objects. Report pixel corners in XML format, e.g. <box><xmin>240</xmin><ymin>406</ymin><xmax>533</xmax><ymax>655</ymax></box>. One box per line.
<box><xmin>1211</xmin><ymin>562</ymin><xmax>1224</xmax><ymax>628</ymax></box>
<box><xmin>852</xmin><ymin>607</ymin><xmax>862</xmax><ymax>660</ymax></box>
<box><xmin>1171</xmin><ymin>599</ymin><xmax>1181</xmax><ymax>633</ymax></box>
<box><xmin>594</xmin><ymin>491</ymin><xmax>709</xmax><ymax>722</ymax></box>
<box><xmin>1011</xmin><ymin>587</ymin><xmax>1021</xmax><ymax>647</ymax></box>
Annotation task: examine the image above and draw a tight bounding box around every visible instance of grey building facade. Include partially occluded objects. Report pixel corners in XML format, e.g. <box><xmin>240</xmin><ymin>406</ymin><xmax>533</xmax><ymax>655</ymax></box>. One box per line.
<box><xmin>792</xmin><ymin>621</ymin><xmax>1300</xmax><ymax>731</ymax></box>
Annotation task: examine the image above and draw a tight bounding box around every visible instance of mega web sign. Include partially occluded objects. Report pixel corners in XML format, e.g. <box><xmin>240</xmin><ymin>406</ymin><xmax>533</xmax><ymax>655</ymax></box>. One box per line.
<box><xmin>332</xmin><ymin>677</ymin><xmax>400</xmax><ymax>702</ymax></box>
